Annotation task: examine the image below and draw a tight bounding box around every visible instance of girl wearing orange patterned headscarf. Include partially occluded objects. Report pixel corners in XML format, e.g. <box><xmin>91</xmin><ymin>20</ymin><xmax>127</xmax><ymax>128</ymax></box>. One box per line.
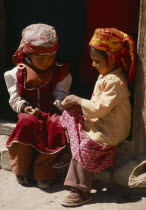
<box><xmin>59</xmin><ymin>28</ymin><xmax>136</xmax><ymax>207</ymax></box>
<box><xmin>89</xmin><ymin>28</ymin><xmax>136</xmax><ymax>84</ymax></box>
<box><xmin>4</xmin><ymin>24</ymin><xmax>72</xmax><ymax>189</ymax></box>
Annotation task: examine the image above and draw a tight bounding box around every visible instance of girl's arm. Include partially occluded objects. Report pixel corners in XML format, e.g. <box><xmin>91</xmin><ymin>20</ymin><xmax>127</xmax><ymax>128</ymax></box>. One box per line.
<box><xmin>81</xmin><ymin>78</ymin><xmax>130</xmax><ymax>119</ymax></box>
<box><xmin>4</xmin><ymin>67</ymin><xmax>29</xmax><ymax>113</ymax></box>
<box><xmin>53</xmin><ymin>73</ymin><xmax>72</xmax><ymax>111</ymax></box>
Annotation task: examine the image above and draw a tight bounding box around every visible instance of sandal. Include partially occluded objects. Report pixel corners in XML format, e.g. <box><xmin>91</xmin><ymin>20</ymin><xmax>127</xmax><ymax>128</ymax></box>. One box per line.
<box><xmin>16</xmin><ymin>175</ymin><xmax>30</xmax><ymax>186</ymax></box>
<box><xmin>37</xmin><ymin>178</ymin><xmax>59</xmax><ymax>189</ymax></box>
<box><xmin>52</xmin><ymin>148</ymin><xmax>72</xmax><ymax>169</ymax></box>
<box><xmin>61</xmin><ymin>187</ymin><xmax>91</xmax><ymax>207</ymax></box>
<box><xmin>37</xmin><ymin>180</ymin><xmax>51</xmax><ymax>189</ymax></box>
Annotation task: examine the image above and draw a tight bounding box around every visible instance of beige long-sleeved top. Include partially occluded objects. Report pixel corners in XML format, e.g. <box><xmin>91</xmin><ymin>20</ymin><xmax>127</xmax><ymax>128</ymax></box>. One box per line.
<box><xmin>81</xmin><ymin>68</ymin><xmax>132</xmax><ymax>146</ymax></box>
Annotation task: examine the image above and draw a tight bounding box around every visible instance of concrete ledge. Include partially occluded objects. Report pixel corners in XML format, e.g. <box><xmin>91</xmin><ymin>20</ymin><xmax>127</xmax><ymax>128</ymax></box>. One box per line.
<box><xmin>111</xmin><ymin>160</ymin><xmax>139</xmax><ymax>186</ymax></box>
<box><xmin>0</xmin><ymin>148</ymin><xmax>11</xmax><ymax>171</ymax></box>
<box><xmin>0</xmin><ymin>119</ymin><xmax>16</xmax><ymax>171</ymax></box>
<box><xmin>0</xmin><ymin>135</ymin><xmax>11</xmax><ymax>171</ymax></box>
<box><xmin>0</xmin><ymin>119</ymin><xmax>16</xmax><ymax>135</ymax></box>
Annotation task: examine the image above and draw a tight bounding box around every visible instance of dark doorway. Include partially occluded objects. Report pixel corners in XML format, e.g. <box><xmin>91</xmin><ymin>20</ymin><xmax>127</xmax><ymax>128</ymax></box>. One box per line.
<box><xmin>1</xmin><ymin>0</ymin><xmax>86</xmax><ymax>120</ymax></box>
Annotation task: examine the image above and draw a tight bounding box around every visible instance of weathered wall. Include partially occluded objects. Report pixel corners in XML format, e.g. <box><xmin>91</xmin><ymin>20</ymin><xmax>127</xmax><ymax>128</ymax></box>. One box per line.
<box><xmin>132</xmin><ymin>0</ymin><xmax>146</xmax><ymax>159</ymax></box>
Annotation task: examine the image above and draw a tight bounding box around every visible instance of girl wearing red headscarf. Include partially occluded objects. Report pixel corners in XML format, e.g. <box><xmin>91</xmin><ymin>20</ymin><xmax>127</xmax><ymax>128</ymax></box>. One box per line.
<box><xmin>4</xmin><ymin>23</ymin><xmax>72</xmax><ymax>189</ymax></box>
<box><xmin>60</xmin><ymin>28</ymin><xmax>136</xmax><ymax>207</ymax></box>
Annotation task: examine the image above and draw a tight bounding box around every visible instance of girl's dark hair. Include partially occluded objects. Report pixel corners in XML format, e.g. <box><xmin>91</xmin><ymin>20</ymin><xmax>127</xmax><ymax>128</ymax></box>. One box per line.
<box><xmin>89</xmin><ymin>47</ymin><xmax>108</xmax><ymax>60</ymax></box>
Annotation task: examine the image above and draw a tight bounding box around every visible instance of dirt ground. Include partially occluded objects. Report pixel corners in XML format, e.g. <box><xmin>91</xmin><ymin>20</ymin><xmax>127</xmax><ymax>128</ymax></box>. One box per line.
<box><xmin>1</xmin><ymin>170</ymin><xmax>146</xmax><ymax>210</ymax></box>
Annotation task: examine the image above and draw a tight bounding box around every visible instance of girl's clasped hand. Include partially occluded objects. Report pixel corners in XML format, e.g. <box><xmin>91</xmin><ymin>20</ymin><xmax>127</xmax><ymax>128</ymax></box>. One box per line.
<box><xmin>24</xmin><ymin>106</ymin><xmax>40</xmax><ymax>116</ymax></box>
<box><xmin>61</xmin><ymin>95</ymin><xmax>82</xmax><ymax>108</ymax></box>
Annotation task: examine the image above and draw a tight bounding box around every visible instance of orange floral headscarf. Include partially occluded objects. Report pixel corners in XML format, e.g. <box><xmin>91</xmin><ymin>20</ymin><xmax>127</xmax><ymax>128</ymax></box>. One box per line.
<box><xmin>12</xmin><ymin>23</ymin><xmax>59</xmax><ymax>65</ymax></box>
<box><xmin>89</xmin><ymin>28</ymin><xmax>136</xmax><ymax>83</ymax></box>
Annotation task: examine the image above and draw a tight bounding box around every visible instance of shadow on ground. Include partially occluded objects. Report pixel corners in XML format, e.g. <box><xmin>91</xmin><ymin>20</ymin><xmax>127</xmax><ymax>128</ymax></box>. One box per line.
<box><xmin>17</xmin><ymin>171</ymin><xmax>146</xmax><ymax>206</ymax></box>
<box><xmin>90</xmin><ymin>184</ymin><xmax>146</xmax><ymax>205</ymax></box>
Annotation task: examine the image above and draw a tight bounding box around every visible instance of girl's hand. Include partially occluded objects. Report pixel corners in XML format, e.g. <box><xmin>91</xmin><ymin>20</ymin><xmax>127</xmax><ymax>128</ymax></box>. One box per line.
<box><xmin>24</xmin><ymin>106</ymin><xmax>40</xmax><ymax>116</ymax></box>
<box><xmin>61</xmin><ymin>95</ymin><xmax>82</xmax><ymax>108</ymax></box>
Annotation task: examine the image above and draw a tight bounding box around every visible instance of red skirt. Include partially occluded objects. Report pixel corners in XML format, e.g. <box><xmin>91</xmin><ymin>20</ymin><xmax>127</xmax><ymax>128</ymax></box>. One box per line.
<box><xmin>61</xmin><ymin>106</ymin><xmax>116</xmax><ymax>173</ymax></box>
<box><xmin>6</xmin><ymin>111</ymin><xmax>67</xmax><ymax>154</ymax></box>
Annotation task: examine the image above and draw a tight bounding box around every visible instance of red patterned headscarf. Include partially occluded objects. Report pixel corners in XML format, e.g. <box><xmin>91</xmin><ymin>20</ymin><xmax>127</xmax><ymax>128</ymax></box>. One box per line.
<box><xmin>12</xmin><ymin>23</ymin><xmax>59</xmax><ymax>65</ymax></box>
<box><xmin>89</xmin><ymin>28</ymin><xmax>136</xmax><ymax>83</ymax></box>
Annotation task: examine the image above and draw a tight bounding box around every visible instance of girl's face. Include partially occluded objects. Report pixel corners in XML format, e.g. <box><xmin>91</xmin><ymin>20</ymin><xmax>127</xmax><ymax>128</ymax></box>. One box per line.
<box><xmin>30</xmin><ymin>54</ymin><xmax>56</xmax><ymax>70</ymax></box>
<box><xmin>90</xmin><ymin>50</ymin><xmax>114</xmax><ymax>75</ymax></box>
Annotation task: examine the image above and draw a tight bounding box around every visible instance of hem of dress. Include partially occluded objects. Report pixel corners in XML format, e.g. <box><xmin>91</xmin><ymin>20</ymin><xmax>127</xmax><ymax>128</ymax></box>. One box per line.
<box><xmin>6</xmin><ymin>140</ymin><xmax>66</xmax><ymax>154</ymax></box>
<box><xmin>73</xmin><ymin>156</ymin><xmax>115</xmax><ymax>173</ymax></box>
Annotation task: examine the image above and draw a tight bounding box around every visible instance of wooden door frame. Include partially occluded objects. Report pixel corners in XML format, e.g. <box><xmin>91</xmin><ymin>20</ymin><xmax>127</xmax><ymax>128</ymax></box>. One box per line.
<box><xmin>132</xmin><ymin>0</ymin><xmax>146</xmax><ymax>159</ymax></box>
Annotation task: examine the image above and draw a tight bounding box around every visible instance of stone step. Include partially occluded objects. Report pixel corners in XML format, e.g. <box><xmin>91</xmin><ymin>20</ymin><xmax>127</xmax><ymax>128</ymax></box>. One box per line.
<box><xmin>0</xmin><ymin>119</ymin><xmax>16</xmax><ymax>171</ymax></box>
